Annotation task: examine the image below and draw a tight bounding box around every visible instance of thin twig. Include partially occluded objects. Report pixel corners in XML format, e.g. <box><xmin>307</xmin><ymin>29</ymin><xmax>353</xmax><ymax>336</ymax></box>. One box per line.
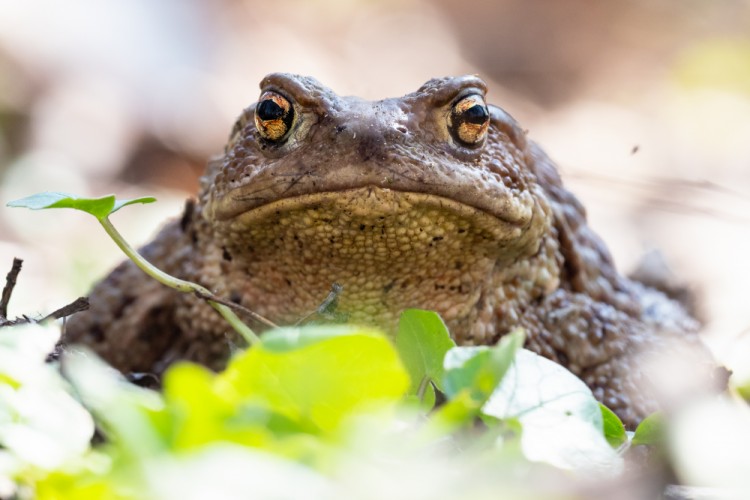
<box><xmin>296</xmin><ymin>283</ymin><xmax>345</xmax><ymax>325</ymax></box>
<box><xmin>194</xmin><ymin>291</ymin><xmax>278</xmax><ymax>329</ymax></box>
<box><xmin>0</xmin><ymin>315</ymin><xmax>30</xmax><ymax>327</ymax></box>
<box><xmin>40</xmin><ymin>297</ymin><xmax>89</xmax><ymax>322</ymax></box>
<box><xmin>317</xmin><ymin>283</ymin><xmax>344</xmax><ymax>316</ymax></box>
<box><xmin>0</xmin><ymin>258</ymin><xmax>23</xmax><ymax>319</ymax></box>
<box><xmin>0</xmin><ymin>297</ymin><xmax>89</xmax><ymax>328</ymax></box>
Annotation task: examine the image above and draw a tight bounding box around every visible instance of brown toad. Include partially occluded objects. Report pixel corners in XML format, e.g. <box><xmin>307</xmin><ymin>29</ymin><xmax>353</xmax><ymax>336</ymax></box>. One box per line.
<box><xmin>65</xmin><ymin>73</ymin><xmax>708</xmax><ymax>427</ymax></box>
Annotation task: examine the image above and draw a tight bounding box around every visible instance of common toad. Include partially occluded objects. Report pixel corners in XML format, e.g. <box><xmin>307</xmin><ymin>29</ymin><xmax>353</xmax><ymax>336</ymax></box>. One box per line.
<box><xmin>66</xmin><ymin>74</ymin><xmax>708</xmax><ymax>427</ymax></box>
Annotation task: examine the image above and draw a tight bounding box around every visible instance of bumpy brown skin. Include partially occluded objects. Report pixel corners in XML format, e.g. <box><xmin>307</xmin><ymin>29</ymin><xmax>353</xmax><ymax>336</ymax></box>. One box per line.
<box><xmin>66</xmin><ymin>74</ymin><xmax>706</xmax><ymax>427</ymax></box>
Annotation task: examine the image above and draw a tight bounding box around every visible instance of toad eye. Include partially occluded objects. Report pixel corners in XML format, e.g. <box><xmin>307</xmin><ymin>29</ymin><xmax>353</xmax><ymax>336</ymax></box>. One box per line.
<box><xmin>254</xmin><ymin>91</ymin><xmax>295</xmax><ymax>142</ymax></box>
<box><xmin>449</xmin><ymin>94</ymin><xmax>490</xmax><ymax>146</ymax></box>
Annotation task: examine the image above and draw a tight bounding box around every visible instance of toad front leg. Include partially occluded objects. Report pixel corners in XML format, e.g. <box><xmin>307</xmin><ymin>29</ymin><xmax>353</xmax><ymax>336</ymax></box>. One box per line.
<box><xmin>523</xmin><ymin>287</ymin><xmax>705</xmax><ymax>428</ymax></box>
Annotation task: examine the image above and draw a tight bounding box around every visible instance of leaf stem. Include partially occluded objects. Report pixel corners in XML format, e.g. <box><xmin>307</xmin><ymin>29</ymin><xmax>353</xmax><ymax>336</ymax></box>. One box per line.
<box><xmin>416</xmin><ymin>375</ymin><xmax>431</xmax><ymax>402</ymax></box>
<box><xmin>98</xmin><ymin>217</ymin><xmax>259</xmax><ymax>345</ymax></box>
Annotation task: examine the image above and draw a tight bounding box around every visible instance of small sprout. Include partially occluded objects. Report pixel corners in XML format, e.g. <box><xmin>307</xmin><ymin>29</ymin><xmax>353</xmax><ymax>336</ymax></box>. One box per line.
<box><xmin>7</xmin><ymin>192</ymin><xmax>258</xmax><ymax>345</ymax></box>
<box><xmin>395</xmin><ymin>309</ymin><xmax>456</xmax><ymax>403</ymax></box>
<box><xmin>599</xmin><ymin>403</ymin><xmax>628</xmax><ymax>449</ymax></box>
<box><xmin>632</xmin><ymin>412</ymin><xmax>665</xmax><ymax>446</ymax></box>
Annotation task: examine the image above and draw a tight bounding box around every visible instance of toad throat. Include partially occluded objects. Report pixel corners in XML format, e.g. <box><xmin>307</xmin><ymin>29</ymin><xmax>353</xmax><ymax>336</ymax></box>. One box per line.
<box><xmin>209</xmin><ymin>187</ymin><xmax>551</xmax><ymax>332</ymax></box>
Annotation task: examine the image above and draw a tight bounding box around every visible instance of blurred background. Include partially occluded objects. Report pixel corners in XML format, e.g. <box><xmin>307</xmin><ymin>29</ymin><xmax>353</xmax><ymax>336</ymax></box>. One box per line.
<box><xmin>0</xmin><ymin>0</ymin><xmax>748</xmax><ymax>373</ymax></box>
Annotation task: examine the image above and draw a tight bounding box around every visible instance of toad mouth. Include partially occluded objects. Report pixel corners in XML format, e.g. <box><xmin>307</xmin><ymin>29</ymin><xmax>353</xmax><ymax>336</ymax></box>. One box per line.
<box><xmin>209</xmin><ymin>184</ymin><xmax>535</xmax><ymax>232</ymax></box>
<box><xmin>211</xmin><ymin>186</ymin><xmax>539</xmax><ymax>246</ymax></box>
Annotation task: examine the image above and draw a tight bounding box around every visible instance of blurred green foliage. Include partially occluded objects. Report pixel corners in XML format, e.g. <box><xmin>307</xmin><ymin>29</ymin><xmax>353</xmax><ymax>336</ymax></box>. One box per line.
<box><xmin>674</xmin><ymin>39</ymin><xmax>750</xmax><ymax>96</ymax></box>
<box><xmin>0</xmin><ymin>311</ymin><xmax>637</xmax><ymax>499</ymax></box>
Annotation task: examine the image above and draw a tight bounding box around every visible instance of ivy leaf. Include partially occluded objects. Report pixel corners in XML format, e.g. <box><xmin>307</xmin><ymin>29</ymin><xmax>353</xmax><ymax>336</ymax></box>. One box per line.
<box><xmin>442</xmin><ymin>328</ymin><xmax>524</xmax><ymax>404</ymax></box>
<box><xmin>7</xmin><ymin>192</ymin><xmax>155</xmax><ymax>220</ymax></box>
<box><xmin>483</xmin><ymin>349</ymin><xmax>621</xmax><ymax>473</ymax></box>
<box><xmin>220</xmin><ymin>326</ymin><xmax>410</xmax><ymax>433</ymax></box>
<box><xmin>430</xmin><ymin>329</ymin><xmax>523</xmax><ymax>431</ymax></box>
<box><xmin>395</xmin><ymin>309</ymin><xmax>456</xmax><ymax>395</ymax></box>
<box><xmin>256</xmin><ymin>325</ymin><xmax>366</xmax><ymax>353</ymax></box>
<box><xmin>162</xmin><ymin>362</ymin><xmax>313</xmax><ymax>453</ymax></box>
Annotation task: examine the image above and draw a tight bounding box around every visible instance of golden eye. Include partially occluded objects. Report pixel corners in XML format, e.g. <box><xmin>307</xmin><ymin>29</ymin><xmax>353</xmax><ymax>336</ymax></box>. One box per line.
<box><xmin>254</xmin><ymin>91</ymin><xmax>295</xmax><ymax>141</ymax></box>
<box><xmin>449</xmin><ymin>94</ymin><xmax>490</xmax><ymax>146</ymax></box>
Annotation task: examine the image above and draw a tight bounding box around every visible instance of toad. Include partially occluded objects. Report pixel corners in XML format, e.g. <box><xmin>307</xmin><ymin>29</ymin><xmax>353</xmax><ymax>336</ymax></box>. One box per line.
<box><xmin>65</xmin><ymin>74</ymin><xmax>709</xmax><ymax>427</ymax></box>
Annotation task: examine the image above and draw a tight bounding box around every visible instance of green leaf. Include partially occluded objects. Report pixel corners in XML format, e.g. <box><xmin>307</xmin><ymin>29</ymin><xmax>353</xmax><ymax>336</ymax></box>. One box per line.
<box><xmin>481</xmin><ymin>348</ymin><xmax>621</xmax><ymax>472</ymax></box>
<box><xmin>403</xmin><ymin>380</ymin><xmax>436</xmax><ymax>411</ymax></box>
<box><xmin>257</xmin><ymin>325</ymin><xmax>367</xmax><ymax>353</ymax></box>
<box><xmin>632</xmin><ymin>412</ymin><xmax>664</xmax><ymax>446</ymax></box>
<box><xmin>482</xmin><ymin>348</ymin><xmax>603</xmax><ymax>427</ymax></box>
<box><xmin>7</xmin><ymin>192</ymin><xmax>155</xmax><ymax>220</ymax></box>
<box><xmin>442</xmin><ymin>328</ymin><xmax>524</xmax><ymax>404</ymax></box>
<box><xmin>111</xmin><ymin>196</ymin><xmax>157</xmax><ymax>214</ymax></box>
<box><xmin>62</xmin><ymin>349</ymin><xmax>167</xmax><ymax>459</ymax></box>
<box><xmin>162</xmin><ymin>362</ymin><xmax>243</xmax><ymax>449</ymax></box>
<box><xmin>162</xmin><ymin>362</ymin><xmax>314</xmax><ymax>452</ymax></box>
<box><xmin>395</xmin><ymin>309</ymin><xmax>456</xmax><ymax>394</ymax></box>
<box><xmin>220</xmin><ymin>326</ymin><xmax>410</xmax><ymax>433</ymax></box>
<box><xmin>141</xmin><ymin>445</ymin><xmax>333</xmax><ymax>500</ymax></box>
<box><xmin>736</xmin><ymin>380</ymin><xmax>750</xmax><ymax>403</ymax></box>
<box><xmin>431</xmin><ymin>330</ymin><xmax>524</xmax><ymax>430</ymax></box>
<box><xmin>430</xmin><ymin>390</ymin><xmax>484</xmax><ymax>431</ymax></box>
<box><xmin>35</xmin><ymin>469</ymin><xmax>125</xmax><ymax>500</ymax></box>
<box><xmin>599</xmin><ymin>403</ymin><xmax>627</xmax><ymax>449</ymax></box>
<box><xmin>0</xmin><ymin>324</ymin><xmax>95</xmax><ymax>471</ymax></box>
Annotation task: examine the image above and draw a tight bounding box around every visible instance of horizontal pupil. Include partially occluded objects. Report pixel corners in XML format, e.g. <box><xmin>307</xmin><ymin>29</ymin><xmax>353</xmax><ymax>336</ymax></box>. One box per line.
<box><xmin>257</xmin><ymin>99</ymin><xmax>285</xmax><ymax>121</ymax></box>
<box><xmin>461</xmin><ymin>104</ymin><xmax>488</xmax><ymax>124</ymax></box>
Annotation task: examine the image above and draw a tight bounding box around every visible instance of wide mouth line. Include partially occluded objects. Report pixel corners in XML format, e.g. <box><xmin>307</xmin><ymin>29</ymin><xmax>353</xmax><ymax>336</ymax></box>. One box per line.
<box><xmin>210</xmin><ymin>185</ymin><xmax>528</xmax><ymax>229</ymax></box>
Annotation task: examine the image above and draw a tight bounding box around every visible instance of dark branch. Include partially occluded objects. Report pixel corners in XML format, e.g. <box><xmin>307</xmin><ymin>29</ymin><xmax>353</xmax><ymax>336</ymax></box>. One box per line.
<box><xmin>0</xmin><ymin>259</ymin><xmax>89</xmax><ymax>330</ymax></box>
<box><xmin>0</xmin><ymin>258</ymin><xmax>23</xmax><ymax>319</ymax></box>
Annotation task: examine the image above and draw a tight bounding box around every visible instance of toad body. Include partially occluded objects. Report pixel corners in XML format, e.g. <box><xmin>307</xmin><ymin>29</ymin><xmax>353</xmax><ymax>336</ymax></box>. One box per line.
<box><xmin>66</xmin><ymin>74</ymin><xmax>706</xmax><ymax>427</ymax></box>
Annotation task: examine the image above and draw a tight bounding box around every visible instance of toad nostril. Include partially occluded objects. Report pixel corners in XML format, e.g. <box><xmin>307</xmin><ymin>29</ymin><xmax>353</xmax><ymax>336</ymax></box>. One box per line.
<box><xmin>394</xmin><ymin>125</ymin><xmax>408</xmax><ymax>134</ymax></box>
